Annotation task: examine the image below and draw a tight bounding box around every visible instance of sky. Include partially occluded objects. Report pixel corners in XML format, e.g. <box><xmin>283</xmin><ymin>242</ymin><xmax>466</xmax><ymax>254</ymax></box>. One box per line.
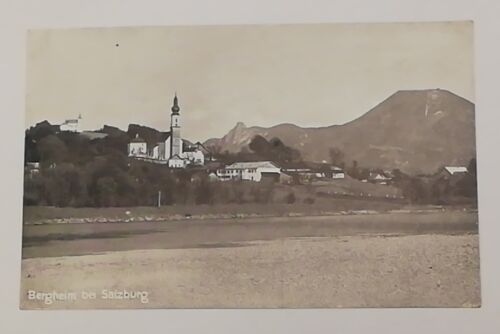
<box><xmin>26</xmin><ymin>21</ymin><xmax>474</xmax><ymax>142</ymax></box>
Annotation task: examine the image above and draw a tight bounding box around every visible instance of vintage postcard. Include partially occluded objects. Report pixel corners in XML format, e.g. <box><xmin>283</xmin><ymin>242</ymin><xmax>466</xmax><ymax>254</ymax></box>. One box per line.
<box><xmin>21</xmin><ymin>21</ymin><xmax>479</xmax><ymax>309</ymax></box>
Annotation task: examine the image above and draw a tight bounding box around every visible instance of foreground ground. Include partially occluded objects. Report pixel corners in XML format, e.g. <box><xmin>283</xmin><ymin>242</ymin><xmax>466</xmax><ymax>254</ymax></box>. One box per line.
<box><xmin>21</xmin><ymin>233</ymin><xmax>480</xmax><ymax>309</ymax></box>
<box><xmin>20</xmin><ymin>210</ymin><xmax>480</xmax><ymax>308</ymax></box>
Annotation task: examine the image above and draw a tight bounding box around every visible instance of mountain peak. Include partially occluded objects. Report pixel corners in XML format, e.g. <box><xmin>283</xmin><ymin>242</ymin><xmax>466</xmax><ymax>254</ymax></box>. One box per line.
<box><xmin>234</xmin><ymin>122</ymin><xmax>246</xmax><ymax>129</ymax></box>
<box><xmin>204</xmin><ymin>89</ymin><xmax>475</xmax><ymax>174</ymax></box>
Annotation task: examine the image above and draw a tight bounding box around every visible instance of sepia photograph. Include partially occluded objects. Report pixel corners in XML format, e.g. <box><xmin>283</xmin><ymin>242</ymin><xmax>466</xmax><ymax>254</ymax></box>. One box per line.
<box><xmin>20</xmin><ymin>21</ymin><xmax>479</xmax><ymax>309</ymax></box>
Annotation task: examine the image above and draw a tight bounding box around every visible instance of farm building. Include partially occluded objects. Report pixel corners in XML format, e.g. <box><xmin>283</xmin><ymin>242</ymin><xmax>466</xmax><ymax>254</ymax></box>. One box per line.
<box><xmin>443</xmin><ymin>166</ymin><xmax>468</xmax><ymax>176</ymax></box>
<box><xmin>216</xmin><ymin>161</ymin><xmax>281</xmax><ymax>182</ymax></box>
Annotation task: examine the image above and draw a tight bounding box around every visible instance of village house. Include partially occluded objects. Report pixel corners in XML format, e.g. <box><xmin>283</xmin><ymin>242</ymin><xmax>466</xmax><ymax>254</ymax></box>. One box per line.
<box><xmin>436</xmin><ymin>166</ymin><xmax>469</xmax><ymax>186</ymax></box>
<box><xmin>330</xmin><ymin>166</ymin><xmax>345</xmax><ymax>179</ymax></box>
<box><xmin>281</xmin><ymin>162</ymin><xmax>345</xmax><ymax>182</ymax></box>
<box><xmin>182</xmin><ymin>146</ymin><xmax>205</xmax><ymax>166</ymax></box>
<box><xmin>443</xmin><ymin>166</ymin><xmax>468</xmax><ymax>176</ymax></box>
<box><xmin>24</xmin><ymin>162</ymin><xmax>40</xmax><ymax>179</ymax></box>
<box><xmin>369</xmin><ymin>170</ymin><xmax>393</xmax><ymax>184</ymax></box>
<box><xmin>168</xmin><ymin>154</ymin><xmax>187</xmax><ymax>168</ymax></box>
<box><xmin>217</xmin><ymin>161</ymin><xmax>282</xmax><ymax>182</ymax></box>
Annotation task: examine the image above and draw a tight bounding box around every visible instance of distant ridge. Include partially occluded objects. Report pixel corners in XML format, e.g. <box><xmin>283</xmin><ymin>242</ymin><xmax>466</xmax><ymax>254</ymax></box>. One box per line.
<box><xmin>204</xmin><ymin>89</ymin><xmax>476</xmax><ymax>174</ymax></box>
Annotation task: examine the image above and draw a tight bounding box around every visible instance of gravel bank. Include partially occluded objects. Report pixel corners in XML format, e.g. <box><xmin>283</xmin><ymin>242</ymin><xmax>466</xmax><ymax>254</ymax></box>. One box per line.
<box><xmin>20</xmin><ymin>234</ymin><xmax>480</xmax><ymax>309</ymax></box>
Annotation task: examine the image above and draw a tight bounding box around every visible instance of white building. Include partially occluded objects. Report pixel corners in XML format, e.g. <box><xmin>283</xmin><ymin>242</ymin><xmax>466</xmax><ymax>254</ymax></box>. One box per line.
<box><xmin>25</xmin><ymin>162</ymin><xmax>40</xmax><ymax>178</ymax></box>
<box><xmin>444</xmin><ymin>166</ymin><xmax>468</xmax><ymax>175</ymax></box>
<box><xmin>369</xmin><ymin>171</ymin><xmax>393</xmax><ymax>184</ymax></box>
<box><xmin>60</xmin><ymin>114</ymin><xmax>82</xmax><ymax>132</ymax></box>
<box><xmin>183</xmin><ymin>149</ymin><xmax>205</xmax><ymax>166</ymax></box>
<box><xmin>127</xmin><ymin>134</ymin><xmax>148</xmax><ymax>157</ymax></box>
<box><xmin>168</xmin><ymin>154</ymin><xmax>188</xmax><ymax>168</ymax></box>
<box><xmin>331</xmin><ymin>166</ymin><xmax>345</xmax><ymax>179</ymax></box>
<box><xmin>217</xmin><ymin>161</ymin><xmax>281</xmax><ymax>182</ymax></box>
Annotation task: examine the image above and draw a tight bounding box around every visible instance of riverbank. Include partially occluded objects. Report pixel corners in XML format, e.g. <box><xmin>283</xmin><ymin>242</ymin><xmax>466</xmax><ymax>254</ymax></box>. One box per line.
<box><xmin>20</xmin><ymin>234</ymin><xmax>480</xmax><ymax>309</ymax></box>
<box><xmin>23</xmin><ymin>202</ymin><xmax>477</xmax><ymax>225</ymax></box>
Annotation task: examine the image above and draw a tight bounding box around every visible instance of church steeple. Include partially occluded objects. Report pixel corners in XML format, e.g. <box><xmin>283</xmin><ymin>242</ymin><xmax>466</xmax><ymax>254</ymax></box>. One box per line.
<box><xmin>169</xmin><ymin>92</ymin><xmax>182</xmax><ymax>158</ymax></box>
<box><xmin>171</xmin><ymin>93</ymin><xmax>180</xmax><ymax>114</ymax></box>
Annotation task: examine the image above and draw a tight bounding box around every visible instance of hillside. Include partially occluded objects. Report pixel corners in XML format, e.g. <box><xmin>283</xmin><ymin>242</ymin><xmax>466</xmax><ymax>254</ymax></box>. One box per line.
<box><xmin>204</xmin><ymin>89</ymin><xmax>476</xmax><ymax>174</ymax></box>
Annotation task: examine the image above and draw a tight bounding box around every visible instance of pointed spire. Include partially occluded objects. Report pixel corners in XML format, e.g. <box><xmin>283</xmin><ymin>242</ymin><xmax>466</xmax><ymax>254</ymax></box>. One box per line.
<box><xmin>171</xmin><ymin>93</ymin><xmax>180</xmax><ymax>114</ymax></box>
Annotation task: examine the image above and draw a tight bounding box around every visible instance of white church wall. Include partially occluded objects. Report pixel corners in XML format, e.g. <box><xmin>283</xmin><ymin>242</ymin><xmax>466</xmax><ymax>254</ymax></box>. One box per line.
<box><xmin>152</xmin><ymin>145</ymin><xmax>159</xmax><ymax>159</ymax></box>
<box><xmin>163</xmin><ymin>137</ymin><xmax>171</xmax><ymax>160</ymax></box>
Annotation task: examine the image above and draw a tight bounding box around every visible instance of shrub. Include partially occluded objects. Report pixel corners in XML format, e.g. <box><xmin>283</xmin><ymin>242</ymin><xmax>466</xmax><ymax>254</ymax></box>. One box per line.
<box><xmin>285</xmin><ymin>191</ymin><xmax>296</xmax><ymax>204</ymax></box>
<box><xmin>303</xmin><ymin>197</ymin><xmax>315</xmax><ymax>204</ymax></box>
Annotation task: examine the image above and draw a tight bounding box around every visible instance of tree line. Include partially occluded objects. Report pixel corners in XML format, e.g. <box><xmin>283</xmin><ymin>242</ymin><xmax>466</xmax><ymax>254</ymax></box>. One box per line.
<box><xmin>24</xmin><ymin>123</ymin><xmax>287</xmax><ymax>207</ymax></box>
<box><xmin>24</xmin><ymin>122</ymin><xmax>477</xmax><ymax>207</ymax></box>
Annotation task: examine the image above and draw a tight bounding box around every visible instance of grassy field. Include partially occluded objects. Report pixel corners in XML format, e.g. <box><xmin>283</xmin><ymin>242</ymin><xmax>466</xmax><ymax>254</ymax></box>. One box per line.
<box><xmin>23</xmin><ymin>175</ymin><xmax>480</xmax><ymax>225</ymax></box>
<box><xmin>23</xmin><ymin>199</ymin><xmax>426</xmax><ymax>224</ymax></box>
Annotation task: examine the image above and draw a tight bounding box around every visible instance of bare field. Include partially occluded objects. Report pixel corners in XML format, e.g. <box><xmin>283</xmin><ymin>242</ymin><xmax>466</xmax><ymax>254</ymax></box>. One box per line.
<box><xmin>23</xmin><ymin>199</ymin><xmax>475</xmax><ymax>225</ymax></box>
<box><xmin>20</xmin><ymin>234</ymin><xmax>480</xmax><ymax>309</ymax></box>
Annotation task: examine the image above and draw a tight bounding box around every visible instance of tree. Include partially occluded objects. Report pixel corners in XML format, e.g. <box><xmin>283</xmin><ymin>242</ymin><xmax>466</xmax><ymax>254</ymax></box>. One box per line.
<box><xmin>23</xmin><ymin>174</ymin><xmax>44</xmax><ymax>205</ymax></box>
<box><xmin>285</xmin><ymin>191</ymin><xmax>296</xmax><ymax>204</ymax></box>
<box><xmin>468</xmin><ymin>158</ymin><xmax>477</xmax><ymax>182</ymax></box>
<box><xmin>400</xmin><ymin>176</ymin><xmax>428</xmax><ymax>204</ymax></box>
<box><xmin>349</xmin><ymin>160</ymin><xmax>359</xmax><ymax>179</ymax></box>
<box><xmin>37</xmin><ymin>135</ymin><xmax>68</xmax><ymax>166</ymax></box>
<box><xmin>96</xmin><ymin>176</ymin><xmax>118</xmax><ymax>207</ymax></box>
<box><xmin>249</xmin><ymin>135</ymin><xmax>269</xmax><ymax>154</ymax></box>
<box><xmin>456</xmin><ymin>158</ymin><xmax>478</xmax><ymax>198</ymax></box>
<box><xmin>248</xmin><ymin>135</ymin><xmax>301</xmax><ymax>163</ymax></box>
<box><xmin>195</xmin><ymin>176</ymin><xmax>215</xmax><ymax>205</ymax></box>
<box><xmin>329</xmin><ymin>147</ymin><xmax>345</xmax><ymax>166</ymax></box>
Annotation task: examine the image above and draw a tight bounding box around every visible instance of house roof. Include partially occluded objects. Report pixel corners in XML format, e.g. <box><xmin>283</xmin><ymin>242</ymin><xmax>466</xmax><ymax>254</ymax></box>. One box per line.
<box><xmin>226</xmin><ymin>161</ymin><xmax>279</xmax><ymax>169</ymax></box>
<box><xmin>444</xmin><ymin>166</ymin><xmax>468</xmax><ymax>175</ymax></box>
<box><xmin>170</xmin><ymin>154</ymin><xmax>188</xmax><ymax>161</ymax></box>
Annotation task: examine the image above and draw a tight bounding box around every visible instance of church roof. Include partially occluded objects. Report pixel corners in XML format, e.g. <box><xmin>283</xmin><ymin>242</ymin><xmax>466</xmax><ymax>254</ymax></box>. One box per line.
<box><xmin>159</xmin><ymin>132</ymin><xmax>171</xmax><ymax>141</ymax></box>
<box><xmin>170</xmin><ymin>154</ymin><xmax>187</xmax><ymax>161</ymax></box>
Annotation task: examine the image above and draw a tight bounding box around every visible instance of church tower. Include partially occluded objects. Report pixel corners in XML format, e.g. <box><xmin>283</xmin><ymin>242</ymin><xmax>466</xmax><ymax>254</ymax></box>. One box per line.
<box><xmin>170</xmin><ymin>93</ymin><xmax>182</xmax><ymax>157</ymax></box>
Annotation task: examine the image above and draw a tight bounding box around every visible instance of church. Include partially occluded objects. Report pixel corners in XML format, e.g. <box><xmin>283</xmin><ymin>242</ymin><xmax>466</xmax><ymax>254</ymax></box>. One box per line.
<box><xmin>127</xmin><ymin>94</ymin><xmax>205</xmax><ymax>168</ymax></box>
